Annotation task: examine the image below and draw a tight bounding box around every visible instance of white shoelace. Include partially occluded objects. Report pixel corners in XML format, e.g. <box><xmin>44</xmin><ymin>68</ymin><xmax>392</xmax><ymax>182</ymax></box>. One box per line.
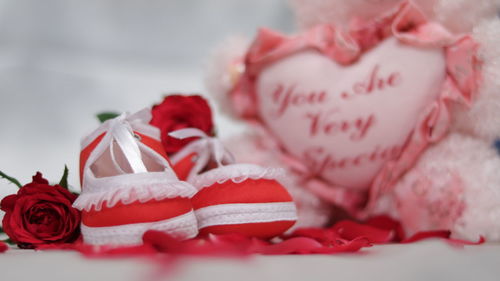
<box><xmin>169</xmin><ymin>128</ymin><xmax>235</xmax><ymax>180</ymax></box>
<box><xmin>108</xmin><ymin>113</ymin><xmax>148</xmax><ymax>174</ymax></box>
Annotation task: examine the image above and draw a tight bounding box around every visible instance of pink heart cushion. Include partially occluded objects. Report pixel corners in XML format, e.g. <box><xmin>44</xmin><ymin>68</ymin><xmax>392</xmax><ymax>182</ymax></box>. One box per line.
<box><xmin>257</xmin><ymin>37</ymin><xmax>445</xmax><ymax>190</ymax></box>
<box><xmin>228</xmin><ymin>2</ymin><xmax>480</xmax><ymax>206</ymax></box>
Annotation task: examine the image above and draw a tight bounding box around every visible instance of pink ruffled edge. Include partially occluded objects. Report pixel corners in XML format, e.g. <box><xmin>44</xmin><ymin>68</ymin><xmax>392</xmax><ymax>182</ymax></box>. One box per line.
<box><xmin>228</xmin><ymin>0</ymin><xmax>482</xmax><ymax>215</ymax></box>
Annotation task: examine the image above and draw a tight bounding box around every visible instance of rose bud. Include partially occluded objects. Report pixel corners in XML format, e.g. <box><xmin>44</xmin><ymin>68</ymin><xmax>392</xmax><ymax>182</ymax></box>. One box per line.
<box><xmin>150</xmin><ymin>94</ymin><xmax>214</xmax><ymax>154</ymax></box>
<box><xmin>0</xmin><ymin>173</ymin><xmax>81</xmax><ymax>248</ymax></box>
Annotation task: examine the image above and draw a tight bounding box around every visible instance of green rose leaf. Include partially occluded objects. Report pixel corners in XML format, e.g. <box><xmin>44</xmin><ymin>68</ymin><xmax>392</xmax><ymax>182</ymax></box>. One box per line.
<box><xmin>97</xmin><ymin>112</ymin><xmax>120</xmax><ymax>123</ymax></box>
<box><xmin>2</xmin><ymin>238</ymin><xmax>14</xmax><ymax>245</ymax></box>
<box><xmin>58</xmin><ymin>165</ymin><xmax>69</xmax><ymax>190</ymax></box>
<box><xmin>0</xmin><ymin>170</ymin><xmax>22</xmax><ymax>189</ymax></box>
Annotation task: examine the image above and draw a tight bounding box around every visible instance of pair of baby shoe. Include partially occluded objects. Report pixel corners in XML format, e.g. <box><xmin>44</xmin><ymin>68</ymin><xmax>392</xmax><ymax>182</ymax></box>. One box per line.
<box><xmin>72</xmin><ymin>109</ymin><xmax>297</xmax><ymax>245</ymax></box>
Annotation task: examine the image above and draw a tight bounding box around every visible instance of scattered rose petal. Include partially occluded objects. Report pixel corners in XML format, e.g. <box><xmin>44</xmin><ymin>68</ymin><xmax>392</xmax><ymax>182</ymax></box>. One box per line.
<box><xmin>366</xmin><ymin>215</ymin><xmax>406</xmax><ymax>241</ymax></box>
<box><xmin>33</xmin><ymin>218</ymin><xmax>484</xmax><ymax>259</ymax></box>
<box><xmin>0</xmin><ymin>241</ymin><xmax>8</xmax><ymax>253</ymax></box>
<box><xmin>38</xmin><ymin>241</ymin><xmax>157</xmax><ymax>258</ymax></box>
<box><xmin>400</xmin><ymin>230</ymin><xmax>485</xmax><ymax>247</ymax></box>
<box><xmin>253</xmin><ymin>237</ymin><xmax>325</xmax><ymax>255</ymax></box>
<box><xmin>401</xmin><ymin>230</ymin><xmax>451</xmax><ymax>243</ymax></box>
<box><xmin>332</xmin><ymin>220</ymin><xmax>395</xmax><ymax>244</ymax></box>
<box><xmin>255</xmin><ymin>236</ymin><xmax>371</xmax><ymax>255</ymax></box>
<box><xmin>143</xmin><ymin>230</ymin><xmax>186</xmax><ymax>254</ymax></box>
<box><xmin>446</xmin><ymin>236</ymin><xmax>485</xmax><ymax>247</ymax></box>
<box><xmin>284</xmin><ymin>227</ymin><xmax>344</xmax><ymax>246</ymax></box>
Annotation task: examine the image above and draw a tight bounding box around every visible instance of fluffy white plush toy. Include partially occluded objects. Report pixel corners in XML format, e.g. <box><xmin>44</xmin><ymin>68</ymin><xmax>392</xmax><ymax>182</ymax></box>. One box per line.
<box><xmin>206</xmin><ymin>0</ymin><xmax>500</xmax><ymax>240</ymax></box>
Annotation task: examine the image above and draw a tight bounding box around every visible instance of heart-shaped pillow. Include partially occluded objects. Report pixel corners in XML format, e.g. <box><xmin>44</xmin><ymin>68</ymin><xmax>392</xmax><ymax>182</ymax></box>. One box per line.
<box><xmin>256</xmin><ymin>37</ymin><xmax>446</xmax><ymax>190</ymax></box>
<box><xmin>228</xmin><ymin>2</ymin><xmax>479</xmax><ymax>205</ymax></box>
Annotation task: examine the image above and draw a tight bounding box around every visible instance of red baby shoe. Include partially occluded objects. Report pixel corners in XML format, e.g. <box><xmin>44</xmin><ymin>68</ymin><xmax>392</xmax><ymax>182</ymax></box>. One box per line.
<box><xmin>73</xmin><ymin>109</ymin><xmax>199</xmax><ymax>245</ymax></box>
<box><xmin>169</xmin><ymin>128</ymin><xmax>297</xmax><ymax>239</ymax></box>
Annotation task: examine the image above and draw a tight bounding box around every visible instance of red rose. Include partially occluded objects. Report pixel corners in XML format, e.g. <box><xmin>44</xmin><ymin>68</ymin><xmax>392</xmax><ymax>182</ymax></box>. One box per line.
<box><xmin>150</xmin><ymin>95</ymin><xmax>214</xmax><ymax>154</ymax></box>
<box><xmin>0</xmin><ymin>173</ymin><xmax>81</xmax><ymax>248</ymax></box>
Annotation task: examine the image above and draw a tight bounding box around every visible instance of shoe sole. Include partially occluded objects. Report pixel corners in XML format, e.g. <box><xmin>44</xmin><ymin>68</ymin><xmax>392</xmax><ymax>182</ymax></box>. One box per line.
<box><xmin>80</xmin><ymin>210</ymin><xmax>198</xmax><ymax>245</ymax></box>
<box><xmin>194</xmin><ymin>202</ymin><xmax>297</xmax><ymax>238</ymax></box>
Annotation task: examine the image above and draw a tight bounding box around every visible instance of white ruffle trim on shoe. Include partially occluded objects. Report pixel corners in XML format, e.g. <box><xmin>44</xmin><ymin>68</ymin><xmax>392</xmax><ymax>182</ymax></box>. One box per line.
<box><xmin>74</xmin><ymin>172</ymin><xmax>197</xmax><ymax>211</ymax></box>
<box><xmin>194</xmin><ymin>202</ymin><xmax>297</xmax><ymax>229</ymax></box>
<box><xmin>189</xmin><ymin>164</ymin><xmax>286</xmax><ymax>190</ymax></box>
<box><xmin>80</xmin><ymin>211</ymin><xmax>199</xmax><ymax>245</ymax></box>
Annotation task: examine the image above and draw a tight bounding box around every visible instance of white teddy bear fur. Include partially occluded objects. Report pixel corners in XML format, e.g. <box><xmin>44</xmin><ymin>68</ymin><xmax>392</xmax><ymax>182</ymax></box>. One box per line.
<box><xmin>371</xmin><ymin>17</ymin><xmax>500</xmax><ymax>241</ymax></box>
<box><xmin>205</xmin><ymin>0</ymin><xmax>500</xmax><ymax>239</ymax></box>
<box><xmin>290</xmin><ymin>0</ymin><xmax>500</xmax><ymax>33</ymax></box>
<box><xmin>452</xmin><ymin>19</ymin><xmax>500</xmax><ymax>141</ymax></box>
<box><xmin>205</xmin><ymin>36</ymin><xmax>249</xmax><ymax>117</ymax></box>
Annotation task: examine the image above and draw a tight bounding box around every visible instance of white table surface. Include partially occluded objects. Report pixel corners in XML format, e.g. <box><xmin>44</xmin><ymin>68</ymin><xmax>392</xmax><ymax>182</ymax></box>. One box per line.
<box><xmin>2</xmin><ymin>240</ymin><xmax>500</xmax><ymax>281</ymax></box>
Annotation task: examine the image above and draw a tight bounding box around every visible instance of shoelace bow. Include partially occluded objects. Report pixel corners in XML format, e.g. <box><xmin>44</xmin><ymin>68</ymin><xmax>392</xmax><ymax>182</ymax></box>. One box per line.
<box><xmin>108</xmin><ymin>113</ymin><xmax>148</xmax><ymax>174</ymax></box>
<box><xmin>169</xmin><ymin>128</ymin><xmax>235</xmax><ymax>180</ymax></box>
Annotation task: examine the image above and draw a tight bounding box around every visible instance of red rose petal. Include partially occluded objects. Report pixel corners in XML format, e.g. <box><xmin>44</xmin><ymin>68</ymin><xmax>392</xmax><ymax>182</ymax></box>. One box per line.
<box><xmin>0</xmin><ymin>241</ymin><xmax>8</xmax><ymax>253</ymax></box>
<box><xmin>284</xmin><ymin>227</ymin><xmax>343</xmax><ymax>246</ymax></box>
<box><xmin>202</xmin><ymin>234</ymin><xmax>257</xmax><ymax>256</ymax></box>
<box><xmin>143</xmin><ymin>231</ymin><xmax>252</xmax><ymax>257</ymax></box>
<box><xmin>88</xmin><ymin>245</ymin><xmax>157</xmax><ymax>258</ymax></box>
<box><xmin>287</xmin><ymin>220</ymin><xmax>393</xmax><ymax>246</ymax></box>
<box><xmin>38</xmin><ymin>241</ymin><xmax>158</xmax><ymax>258</ymax></box>
<box><xmin>35</xmin><ymin>219</ymin><xmax>482</xmax><ymax>259</ymax></box>
<box><xmin>255</xmin><ymin>236</ymin><xmax>371</xmax><ymax>255</ymax></box>
<box><xmin>31</xmin><ymin>172</ymin><xmax>49</xmax><ymax>185</ymax></box>
<box><xmin>446</xmin><ymin>236</ymin><xmax>485</xmax><ymax>247</ymax></box>
<box><xmin>332</xmin><ymin>220</ymin><xmax>395</xmax><ymax>244</ymax></box>
<box><xmin>0</xmin><ymin>194</ymin><xmax>18</xmax><ymax>212</ymax></box>
<box><xmin>142</xmin><ymin>230</ymin><xmax>186</xmax><ymax>254</ymax></box>
<box><xmin>401</xmin><ymin>230</ymin><xmax>451</xmax><ymax>243</ymax></box>
<box><xmin>1</xmin><ymin>213</ymin><xmax>19</xmax><ymax>243</ymax></box>
<box><xmin>253</xmin><ymin>237</ymin><xmax>324</xmax><ymax>255</ymax></box>
<box><xmin>366</xmin><ymin>215</ymin><xmax>406</xmax><ymax>241</ymax></box>
<box><xmin>401</xmin><ymin>230</ymin><xmax>485</xmax><ymax>246</ymax></box>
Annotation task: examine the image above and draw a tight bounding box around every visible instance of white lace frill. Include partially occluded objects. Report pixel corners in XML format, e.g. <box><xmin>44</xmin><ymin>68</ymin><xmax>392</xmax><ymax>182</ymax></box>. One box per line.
<box><xmin>189</xmin><ymin>163</ymin><xmax>287</xmax><ymax>190</ymax></box>
<box><xmin>73</xmin><ymin>172</ymin><xmax>198</xmax><ymax>212</ymax></box>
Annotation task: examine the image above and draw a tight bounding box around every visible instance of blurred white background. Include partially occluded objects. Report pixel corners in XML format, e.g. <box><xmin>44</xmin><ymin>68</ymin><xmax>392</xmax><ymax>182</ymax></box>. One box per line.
<box><xmin>0</xmin><ymin>0</ymin><xmax>294</xmax><ymax>199</ymax></box>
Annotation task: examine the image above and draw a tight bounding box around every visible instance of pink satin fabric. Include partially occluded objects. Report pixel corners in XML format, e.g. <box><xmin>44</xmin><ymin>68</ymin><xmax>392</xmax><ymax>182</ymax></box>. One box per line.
<box><xmin>229</xmin><ymin>0</ymin><xmax>481</xmax><ymax>216</ymax></box>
